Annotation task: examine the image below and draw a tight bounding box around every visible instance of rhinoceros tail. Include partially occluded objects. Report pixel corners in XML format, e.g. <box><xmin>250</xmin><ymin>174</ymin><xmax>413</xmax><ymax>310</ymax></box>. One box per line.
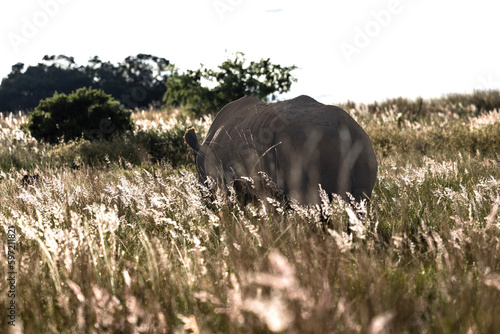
<box><xmin>184</xmin><ymin>127</ymin><xmax>200</xmax><ymax>152</ymax></box>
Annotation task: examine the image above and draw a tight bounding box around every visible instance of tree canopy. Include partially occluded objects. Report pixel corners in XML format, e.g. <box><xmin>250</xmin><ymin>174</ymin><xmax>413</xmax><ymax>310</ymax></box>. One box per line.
<box><xmin>0</xmin><ymin>54</ymin><xmax>169</xmax><ymax>111</ymax></box>
<box><xmin>1</xmin><ymin>53</ymin><xmax>297</xmax><ymax>116</ymax></box>
<box><xmin>163</xmin><ymin>53</ymin><xmax>297</xmax><ymax>116</ymax></box>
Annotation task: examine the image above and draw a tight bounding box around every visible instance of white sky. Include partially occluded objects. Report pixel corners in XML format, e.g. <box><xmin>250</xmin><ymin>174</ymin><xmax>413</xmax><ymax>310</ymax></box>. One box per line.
<box><xmin>1</xmin><ymin>0</ymin><xmax>499</xmax><ymax>104</ymax></box>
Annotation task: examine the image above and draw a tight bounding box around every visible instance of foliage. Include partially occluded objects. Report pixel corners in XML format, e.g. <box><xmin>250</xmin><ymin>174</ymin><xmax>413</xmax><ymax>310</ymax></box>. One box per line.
<box><xmin>134</xmin><ymin>127</ymin><xmax>192</xmax><ymax>167</ymax></box>
<box><xmin>164</xmin><ymin>52</ymin><xmax>297</xmax><ymax>116</ymax></box>
<box><xmin>26</xmin><ymin>127</ymin><xmax>192</xmax><ymax>169</ymax></box>
<box><xmin>1</xmin><ymin>92</ymin><xmax>500</xmax><ymax>333</ymax></box>
<box><xmin>163</xmin><ymin>67</ymin><xmax>214</xmax><ymax>117</ymax></box>
<box><xmin>0</xmin><ymin>54</ymin><xmax>169</xmax><ymax>111</ymax></box>
<box><xmin>26</xmin><ymin>87</ymin><xmax>133</xmax><ymax>143</ymax></box>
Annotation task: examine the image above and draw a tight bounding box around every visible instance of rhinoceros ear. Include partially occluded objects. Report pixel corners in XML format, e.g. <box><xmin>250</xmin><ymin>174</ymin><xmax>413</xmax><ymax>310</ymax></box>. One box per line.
<box><xmin>184</xmin><ymin>127</ymin><xmax>200</xmax><ymax>152</ymax></box>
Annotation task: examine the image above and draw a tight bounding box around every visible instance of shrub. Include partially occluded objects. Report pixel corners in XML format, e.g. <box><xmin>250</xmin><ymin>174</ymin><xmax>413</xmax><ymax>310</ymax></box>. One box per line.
<box><xmin>134</xmin><ymin>123</ymin><xmax>194</xmax><ymax>167</ymax></box>
<box><xmin>47</xmin><ymin>122</ymin><xmax>195</xmax><ymax>168</ymax></box>
<box><xmin>26</xmin><ymin>87</ymin><xmax>133</xmax><ymax>143</ymax></box>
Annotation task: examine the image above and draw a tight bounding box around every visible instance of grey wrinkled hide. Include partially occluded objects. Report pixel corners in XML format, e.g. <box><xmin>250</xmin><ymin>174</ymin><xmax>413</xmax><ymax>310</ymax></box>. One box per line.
<box><xmin>186</xmin><ymin>95</ymin><xmax>377</xmax><ymax>204</ymax></box>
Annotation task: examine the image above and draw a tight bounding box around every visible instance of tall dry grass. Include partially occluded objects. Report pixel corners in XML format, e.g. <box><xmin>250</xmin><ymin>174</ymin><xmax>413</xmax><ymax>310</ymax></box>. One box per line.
<box><xmin>0</xmin><ymin>94</ymin><xmax>499</xmax><ymax>333</ymax></box>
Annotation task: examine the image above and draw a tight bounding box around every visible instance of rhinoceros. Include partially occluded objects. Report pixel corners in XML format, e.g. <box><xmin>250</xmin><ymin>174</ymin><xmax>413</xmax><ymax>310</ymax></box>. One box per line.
<box><xmin>185</xmin><ymin>95</ymin><xmax>377</xmax><ymax>204</ymax></box>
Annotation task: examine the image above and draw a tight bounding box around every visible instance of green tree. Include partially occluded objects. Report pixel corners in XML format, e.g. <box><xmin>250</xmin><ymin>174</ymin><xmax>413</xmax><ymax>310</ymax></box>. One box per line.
<box><xmin>86</xmin><ymin>54</ymin><xmax>170</xmax><ymax>108</ymax></box>
<box><xmin>26</xmin><ymin>87</ymin><xmax>133</xmax><ymax>143</ymax></box>
<box><xmin>0</xmin><ymin>59</ymin><xmax>92</xmax><ymax>111</ymax></box>
<box><xmin>163</xmin><ymin>67</ymin><xmax>213</xmax><ymax>116</ymax></box>
<box><xmin>0</xmin><ymin>54</ymin><xmax>170</xmax><ymax>111</ymax></box>
<box><xmin>163</xmin><ymin>53</ymin><xmax>297</xmax><ymax>116</ymax></box>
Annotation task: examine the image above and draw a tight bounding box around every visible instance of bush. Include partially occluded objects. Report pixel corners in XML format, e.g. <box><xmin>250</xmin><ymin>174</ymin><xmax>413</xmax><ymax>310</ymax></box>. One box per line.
<box><xmin>46</xmin><ymin>122</ymin><xmax>194</xmax><ymax>168</ymax></box>
<box><xmin>26</xmin><ymin>87</ymin><xmax>133</xmax><ymax>143</ymax></box>
<box><xmin>134</xmin><ymin>123</ymin><xmax>194</xmax><ymax>167</ymax></box>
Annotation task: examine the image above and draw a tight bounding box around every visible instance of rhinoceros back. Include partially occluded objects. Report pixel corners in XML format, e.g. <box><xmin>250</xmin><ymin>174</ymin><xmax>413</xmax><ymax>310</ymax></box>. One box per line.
<box><xmin>197</xmin><ymin>95</ymin><xmax>377</xmax><ymax>204</ymax></box>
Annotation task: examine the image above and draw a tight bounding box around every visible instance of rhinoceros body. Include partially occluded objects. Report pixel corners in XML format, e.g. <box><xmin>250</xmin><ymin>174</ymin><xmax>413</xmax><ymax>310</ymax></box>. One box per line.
<box><xmin>185</xmin><ymin>95</ymin><xmax>377</xmax><ymax>204</ymax></box>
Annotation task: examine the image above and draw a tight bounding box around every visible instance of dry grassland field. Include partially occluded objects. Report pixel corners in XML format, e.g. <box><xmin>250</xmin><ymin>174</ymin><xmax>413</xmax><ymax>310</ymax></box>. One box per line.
<box><xmin>1</xmin><ymin>93</ymin><xmax>500</xmax><ymax>333</ymax></box>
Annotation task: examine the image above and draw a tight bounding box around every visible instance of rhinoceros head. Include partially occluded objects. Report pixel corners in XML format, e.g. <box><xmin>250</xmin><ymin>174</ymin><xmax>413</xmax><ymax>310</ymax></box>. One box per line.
<box><xmin>184</xmin><ymin>127</ymin><xmax>207</xmax><ymax>184</ymax></box>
